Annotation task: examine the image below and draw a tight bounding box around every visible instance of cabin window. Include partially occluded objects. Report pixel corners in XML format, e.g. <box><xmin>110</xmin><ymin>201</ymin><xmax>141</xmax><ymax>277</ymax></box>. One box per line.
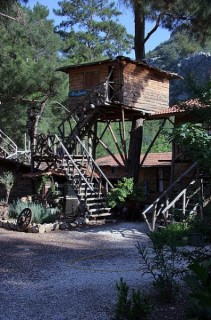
<box><xmin>84</xmin><ymin>71</ymin><xmax>100</xmax><ymax>89</ymax></box>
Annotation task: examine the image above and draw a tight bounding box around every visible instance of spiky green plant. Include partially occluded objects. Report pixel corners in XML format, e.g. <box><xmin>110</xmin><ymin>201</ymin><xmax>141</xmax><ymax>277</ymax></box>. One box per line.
<box><xmin>0</xmin><ymin>171</ymin><xmax>15</xmax><ymax>203</ymax></box>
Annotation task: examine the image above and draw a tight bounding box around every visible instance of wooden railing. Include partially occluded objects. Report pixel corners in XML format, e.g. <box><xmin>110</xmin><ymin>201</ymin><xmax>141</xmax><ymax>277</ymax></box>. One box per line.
<box><xmin>0</xmin><ymin>129</ymin><xmax>18</xmax><ymax>159</ymax></box>
<box><xmin>141</xmin><ymin>162</ymin><xmax>202</xmax><ymax>231</ymax></box>
<box><xmin>58</xmin><ymin>78</ymin><xmax>123</xmax><ymax>140</ymax></box>
<box><xmin>33</xmin><ymin>133</ymin><xmax>113</xmax><ymax>198</ymax></box>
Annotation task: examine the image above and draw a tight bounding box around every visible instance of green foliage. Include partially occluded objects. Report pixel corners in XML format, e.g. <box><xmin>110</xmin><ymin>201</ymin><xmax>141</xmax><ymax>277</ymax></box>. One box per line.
<box><xmin>147</xmin><ymin>31</ymin><xmax>211</xmax><ymax>72</ymax></box>
<box><xmin>54</xmin><ymin>0</ymin><xmax>133</xmax><ymax>63</ymax></box>
<box><xmin>0</xmin><ymin>3</ymin><xmax>66</xmax><ymax>146</ymax></box>
<box><xmin>143</xmin><ymin>120</ymin><xmax>172</xmax><ymax>153</ymax></box>
<box><xmin>186</xmin><ymin>259</ymin><xmax>211</xmax><ymax>320</ymax></box>
<box><xmin>107</xmin><ymin>178</ymin><xmax>142</xmax><ymax>208</ymax></box>
<box><xmin>172</xmin><ymin>122</ymin><xmax>211</xmax><ymax>170</ymax></box>
<box><xmin>115</xmin><ymin>277</ymin><xmax>150</xmax><ymax>320</ymax></box>
<box><xmin>9</xmin><ymin>200</ymin><xmax>56</xmax><ymax>224</ymax></box>
<box><xmin>150</xmin><ymin>222</ymin><xmax>190</xmax><ymax>247</ymax></box>
<box><xmin>136</xmin><ymin>232</ymin><xmax>182</xmax><ymax>301</ymax></box>
<box><xmin>37</xmin><ymin>175</ymin><xmax>56</xmax><ymax>195</ymax></box>
<box><xmin>0</xmin><ymin>171</ymin><xmax>15</xmax><ymax>203</ymax></box>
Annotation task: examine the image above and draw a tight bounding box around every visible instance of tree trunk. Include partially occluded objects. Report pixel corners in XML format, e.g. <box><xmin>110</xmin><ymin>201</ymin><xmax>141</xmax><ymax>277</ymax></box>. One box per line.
<box><xmin>127</xmin><ymin>118</ymin><xmax>144</xmax><ymax>185</ymax></box>
<box><xmin>127</xmin><ymin>4</ymin><xmax>145</xmax><ymax>184</ymax></box>
<box><xmin>134</xmin><ymin>2</ymin><xmax>145</xmax><ymax>60</ymax></box>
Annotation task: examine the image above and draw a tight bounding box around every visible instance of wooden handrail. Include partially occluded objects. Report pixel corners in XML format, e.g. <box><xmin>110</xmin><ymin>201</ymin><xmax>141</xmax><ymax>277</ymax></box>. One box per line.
<box><xmin>141</xmin><ymin>162</ymin><xmax>198</xmax><ymax>216</ymax></box>
<box><xmin>75</xmin><ymin>135</ymin><xmax>114</xmax><ymax>189</ymax></box>
<box><xmin>55</xmin><ymin>135</ymin><xmax>94</xmax><ymax>191</ymax></box>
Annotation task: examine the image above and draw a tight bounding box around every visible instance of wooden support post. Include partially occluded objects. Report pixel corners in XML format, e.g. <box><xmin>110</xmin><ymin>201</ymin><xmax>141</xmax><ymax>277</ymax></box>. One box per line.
<box><xmin>92</xmin><ymin>121</ymin><xmax>98</xmax><ymax>160</ymax></box>
<box><xmin>121</xmin><ymin>107</ymin><xmax>127</xmax><ymax>161</ymax></box>
<box><xmin>127</xmin><ymin>117</ymin><xmax>144</xmax><ymax>185</ymax></box>
<box><xmin>140</xmin><ymin>119</ymin><xmax>167</xmax><ymax>168</ymax></box>
<box><xmin>108</xmin><ymin>124</ymin><xmax>126</xmax><ymax>165</ymax></box>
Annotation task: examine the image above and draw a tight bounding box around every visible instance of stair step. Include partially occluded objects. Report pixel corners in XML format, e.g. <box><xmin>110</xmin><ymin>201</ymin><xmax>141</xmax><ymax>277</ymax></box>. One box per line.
<box><xmin>89</xmin><ymin>207</ymin><xmax>110</xmax><ymax>213</ymax></box>
<box><xmin>86</xmin><ymin>212</ymin><xmax>112</xmax><ymax>218</ymax></box>
<box><xmin>86</xmin><ymin>197</ymin><xmax>105</xmax><ymax>202</ymax></box>
<box><xmin>86</xmin><ymin>203</ymin><xmax>106</xmax><ymax>209</ymax></box>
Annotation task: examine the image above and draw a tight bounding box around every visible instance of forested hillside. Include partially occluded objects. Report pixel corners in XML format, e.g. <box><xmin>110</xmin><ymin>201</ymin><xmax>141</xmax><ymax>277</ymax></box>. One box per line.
<box><xmin>147</xmin><ymin>32</ymin><xmax>211</xmax><ymax>104</ymax></box>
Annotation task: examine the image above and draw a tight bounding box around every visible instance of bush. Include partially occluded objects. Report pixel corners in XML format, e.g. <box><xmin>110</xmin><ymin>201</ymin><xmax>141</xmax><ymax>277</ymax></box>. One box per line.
<box><xmin>115</xmin><ymin>278</ymin><xmax>150</xmax><ymax>320</ymax></box>
<box><xmin>107</xmin><ymin>178</ymin><xmax>143</xmax><ymax>208</ymax></box>
<box><xmin>185</xmin><ymin>259</ymin><xmax>211</xmax><ymax>320</ymax></box>
<box><xmin>9</xmin><ymin>200</ymin><xmax>57</xmax><ymax>224</ymax></box>
<box><xmin>150</xmin><ymin>222</ymin><xmax>190</xmax><ymax>247</ymax></box>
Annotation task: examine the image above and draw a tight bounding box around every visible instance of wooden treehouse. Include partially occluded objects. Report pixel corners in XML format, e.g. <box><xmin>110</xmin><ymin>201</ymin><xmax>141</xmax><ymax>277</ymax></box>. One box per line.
<box><xmin>31</xmin><ymin>55</ymin><xmax>211</xmax><ymax>225</ymax></box>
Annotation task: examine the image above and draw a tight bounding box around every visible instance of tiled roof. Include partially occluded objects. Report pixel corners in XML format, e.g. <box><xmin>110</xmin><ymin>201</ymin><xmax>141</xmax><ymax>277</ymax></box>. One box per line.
<box><xmin>96</xmin><ymin>152</ymin><xmax>172</xmax><ymax>167</ymax></box>
<box><xmin>148</xmin><ymin>98</ymin><xmax>210</xmax><ymax>119</ymax></box>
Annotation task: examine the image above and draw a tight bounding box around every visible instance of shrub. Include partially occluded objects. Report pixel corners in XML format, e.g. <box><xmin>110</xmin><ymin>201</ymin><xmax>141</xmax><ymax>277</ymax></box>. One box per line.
<box><xmin>150</xmin><ymin>222</ymin><xmax>190</xmax><ymax>247</ymax></box>
<box><xmin>115</xmin><ymin>277</ymin><xmax>150</xmax><ymax>320</ymax></box>
<box><xmin>0</xmin><ymin>171</ymin><xmax>15</xmax><ymax>203</ymax></box>
<box><xmin>107</xmin><ymin>178</ymin><xmax>143</xmax><ymax>208</ymax></box>
<box><xmin>9</xmin><ymin>200</ymin><xmax>57</xmax><ymax>224</ymax></box>
<box><xmin>185</xmin><ymin>259</ymin><xmax>211</xmax><ymax>320</ymax></box>
<box><xmin>136</xmin><ymin>227</ymin><xmax>186</xmax><ymax>302</ymax></box>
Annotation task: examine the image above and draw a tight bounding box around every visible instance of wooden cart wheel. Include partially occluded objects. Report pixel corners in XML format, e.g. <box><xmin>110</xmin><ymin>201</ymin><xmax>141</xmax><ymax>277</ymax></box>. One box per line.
<box><xmin>17</xmin><ymin>208</ymin><xmax>32</xmax><ymax>231</ymax></box>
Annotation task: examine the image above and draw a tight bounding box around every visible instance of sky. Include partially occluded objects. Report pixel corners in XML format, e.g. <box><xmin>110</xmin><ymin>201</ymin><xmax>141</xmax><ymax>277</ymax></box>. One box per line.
<box><xmin>28</xmin><ymin>0</ymin><xmax>170</xmax><ymax>58</ymax></box>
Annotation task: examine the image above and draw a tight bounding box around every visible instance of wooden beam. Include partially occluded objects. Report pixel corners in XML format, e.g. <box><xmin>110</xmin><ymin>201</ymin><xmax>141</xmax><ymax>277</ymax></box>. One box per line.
<box><xmin>108</xmin><ymin>124</ymin><xmax>126</xmax><ymax>165</ymax></box>
<box><xmin>121</xmin><ymin>107</ymin><xmax>128</xmax><ymax>161</ymax></box>
<box><xmin>93</xmin><ymin>134</ymin><xmax>123</xmax><ymax>167</ymax></box>
<box><xmin>140</xmin><ymin>119</ymin><xmax>167</xmax><ymax>168</ymax></box>
<box><xmin>95</xmin><ymin>120</ymin><xmax>111</xmax><ymax>148</ymax></box>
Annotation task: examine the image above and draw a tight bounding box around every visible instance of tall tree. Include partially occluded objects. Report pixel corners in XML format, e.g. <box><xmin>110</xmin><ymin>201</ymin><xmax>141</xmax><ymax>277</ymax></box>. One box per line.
<box><xmin>54</xmin><ymin>0</ymin><xmax>133</xmax><ymax>63</ymax></box>
<box><xmin>0</xmin><ymin>0</ymin><xmax>28</xmax><ymax>22</ymax></box>
<box><xmin>0</xmin><ymin>3</ymin><xmax>67</xmax><ymax>146</ymax></box>
<box><xmin>123</xmin><ymin>0</ymin><xmax>211</xmax><ymax>184</ymax></box>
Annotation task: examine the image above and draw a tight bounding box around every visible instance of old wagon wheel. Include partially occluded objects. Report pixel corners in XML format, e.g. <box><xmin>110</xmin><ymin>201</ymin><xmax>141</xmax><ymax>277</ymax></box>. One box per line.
<box><xmin>17</xmin><ymin>208</ymin><xmax>32</xmax><ymax>231</ymax></box>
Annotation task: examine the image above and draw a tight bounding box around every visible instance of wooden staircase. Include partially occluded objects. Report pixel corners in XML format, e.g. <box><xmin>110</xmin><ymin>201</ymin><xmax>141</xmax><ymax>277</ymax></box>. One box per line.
<box><xmin>58</xmin><ymin>87</ymin><xmax>101</xmax><ymax>154</ymax></box>
<box><xmin>141</xmin><ymin>162</ymin><xmax>211</xmax><ymax>231</ymax></box>
<box><xmin>56</xmin><ymin>135</ymin><xmax>113</xmax><ymax>220</ymax></box>
<box><xmin>33</xmin><ymin>133</ymin><xmax>113</xmax><ymax>221</ymax></box>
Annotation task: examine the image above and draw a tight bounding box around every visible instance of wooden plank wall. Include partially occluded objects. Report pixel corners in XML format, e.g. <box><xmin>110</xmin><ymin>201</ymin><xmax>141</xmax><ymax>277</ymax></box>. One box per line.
<box><xmin>68</xmin><ymin>64</ymin><xmax>113</xmax><ymax>110</ymax></box>
<box><xmin>122</xmin><ymin>63</ymin><xmax>170</xmax><ymax>113</ymax></box>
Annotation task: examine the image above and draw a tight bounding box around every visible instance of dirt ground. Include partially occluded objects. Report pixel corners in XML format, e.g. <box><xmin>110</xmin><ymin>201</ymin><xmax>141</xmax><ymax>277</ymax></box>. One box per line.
<box><xmin>0</xmin><ymin>222</ymin><xmax>190</xmax><ymax>320</ymax></box>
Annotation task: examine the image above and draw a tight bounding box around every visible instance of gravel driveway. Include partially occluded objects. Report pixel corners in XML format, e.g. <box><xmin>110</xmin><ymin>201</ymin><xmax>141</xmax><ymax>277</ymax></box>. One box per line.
<box><xmin>0</xmin><ymin>222</ymin><xmax>151</xmax><ymax>320</ymax></box>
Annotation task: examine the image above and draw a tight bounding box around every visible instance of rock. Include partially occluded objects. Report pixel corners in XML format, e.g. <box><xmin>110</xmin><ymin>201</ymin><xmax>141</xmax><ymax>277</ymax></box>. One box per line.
<box><xmin>171</xmin><ymin>52</ymin><xmax>211</xmax><ymax>103</ymax></box>
<box><xmin>10</xmin><ymin>222</ymin><xmax>17</xmax><ymax>231</ymax></box>
<box><xmin>59</xmin><ymin>222</ymin><xmax>68</xmax><ymax>230</ymax></box>
<box><xmin>70</xmin><ymin>222</ymin><xmax>78</xmax><ymax>228</ymax></box>
<box><xmin>52</xmin><ymin>222</ymin><xmax>60</xmax><ymax>231</ymax></box>
<box><xmin>28</xmin><ymin>225</ymin><xmax>39</xmax><ymax>233</ymax></box>
<box><xmin>2</xmin><ymin>221</ymin><xmax>8</xmax><ymax>228</ymax></box>
<box><xmin>45</xmin><ymin>224</ymin><xmax>53</xmax><ymax>233</ymax></box>
<box><xmin>37</xmin><ymin>224</ymin><xmax>46</xmax><ymax>233</ymax></box>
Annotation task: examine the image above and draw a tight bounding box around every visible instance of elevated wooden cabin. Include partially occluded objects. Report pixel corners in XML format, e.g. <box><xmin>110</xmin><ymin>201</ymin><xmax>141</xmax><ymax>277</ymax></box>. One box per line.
<box><xmin>57</xmin><ymin>56</ymin><xmax>180</xmax><ymax>121</ymax></box>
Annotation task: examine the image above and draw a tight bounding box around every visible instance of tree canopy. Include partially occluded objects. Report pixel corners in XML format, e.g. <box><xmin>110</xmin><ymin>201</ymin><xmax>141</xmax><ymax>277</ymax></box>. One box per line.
<box><xmin>54</xmin><ymin>0</ymin><xmax>133</xmax><ymax>63</ymax></box>
<box><xmin>121</xmin><ymin>0</ymin><xmax>211</xmax><ymax>60</ymax></box>
<box><xmin>0</xmin><ymin>2</ymin><xmax>67</xmax><ymax>145</ymax></box>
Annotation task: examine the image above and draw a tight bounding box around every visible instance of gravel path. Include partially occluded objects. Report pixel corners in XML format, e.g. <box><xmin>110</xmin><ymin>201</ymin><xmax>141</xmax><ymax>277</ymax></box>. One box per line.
<box><xmin>0</xmin><ymin>222</ymin><xmax>151</xmax><ymax>320</ymax></box>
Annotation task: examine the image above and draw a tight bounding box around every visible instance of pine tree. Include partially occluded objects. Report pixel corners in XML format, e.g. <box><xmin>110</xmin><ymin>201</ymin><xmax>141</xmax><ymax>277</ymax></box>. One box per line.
<box><xmin>0</xmin><ymin>3</ymin><xmax>66</xmax><ymax>146</ymax></box>
<box><xmin>54</xmin><ymin>0</ymin><xmax>133</xmax><ymax>63</ymax></box>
